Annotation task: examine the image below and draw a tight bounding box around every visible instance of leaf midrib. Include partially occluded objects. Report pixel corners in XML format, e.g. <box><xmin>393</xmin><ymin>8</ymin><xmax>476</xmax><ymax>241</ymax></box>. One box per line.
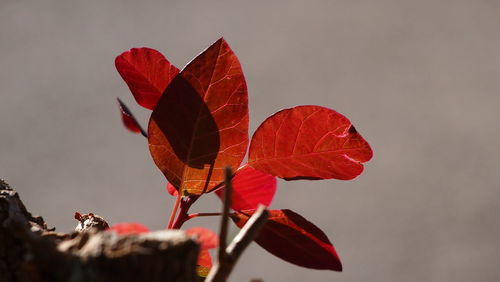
<box><xmin>181</xmin><ymin>42</ymin><xmax>224</xmax><ymax>191</ymax></box>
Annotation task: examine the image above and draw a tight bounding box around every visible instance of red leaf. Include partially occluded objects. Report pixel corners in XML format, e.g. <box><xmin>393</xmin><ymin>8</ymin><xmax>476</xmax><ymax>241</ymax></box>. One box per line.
<box><xmin>107</xmin><ymin>222</ymin><xmax>150</xmax><ymax>235</ymax></box>
<box><xmin>115</xmin><ymin>47</ymin><xmax>179</xmax><ymax>110</ymax></box>
<box><xmin>215</xmin><ymin>165</ymin><xmax>276</xmax><ymax>211</ymax></box>
<box><xmin>148</xmin><ymin>38</ymin><xmax>249</xmax><ymax>195</ymax></box>
<box><xmin>166</xmin><ymin>182</ymin><xmax>178</xmax><ymax>196</ymax></box>
<box><xmin>248</xmin><ymin>105</ymin><xmax>372</xmax><ymax>180</ymax></box>
<box><xmin>185</xmin><ymin>227</ymin><xmax>218</xmax><ymax>249</ymax></box>
<box><xmin>186</xmin><ymin>227</ymin><xmax>216</xmax><ymax>277</ymax></box>
<box><xmin>232</xmin><ymin>209</ymin><xmax>342</xmax><ymax>271</ymax></box>
<box><xmin>196</xmin><ymin>249</ymin><xmax>212</xmax><ymax>277</ymax></box>
<box><xmin>117</xmin><ymin>97</ymin><xmax>146</xmax><ymax>136</ymax></box>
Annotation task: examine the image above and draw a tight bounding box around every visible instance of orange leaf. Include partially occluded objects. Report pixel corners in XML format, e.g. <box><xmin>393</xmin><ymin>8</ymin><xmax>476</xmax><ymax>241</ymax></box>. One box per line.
<box><xmin>148</xmin><ymin>38</ymin><xmax>249</xmax><ymax>195</ymax></box>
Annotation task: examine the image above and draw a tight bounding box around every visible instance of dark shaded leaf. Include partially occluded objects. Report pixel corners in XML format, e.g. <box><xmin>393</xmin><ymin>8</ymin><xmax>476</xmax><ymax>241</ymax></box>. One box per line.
<box><xmin>232</xmin><ymin>209</ymin><xmax>342</xmax><ymax>271</ymax></box>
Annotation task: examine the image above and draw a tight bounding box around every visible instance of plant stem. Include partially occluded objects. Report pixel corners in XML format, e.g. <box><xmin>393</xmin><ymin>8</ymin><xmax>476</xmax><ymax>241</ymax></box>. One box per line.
<box><xmin>171</xmin><ymin>195</ymin><xmax>200</xmax><ymax>229</ymax></box>
<box><xmin>187</xmin><ymin>212</ymin><xmax>222</xmax><ymax>220</ymax></box>
<box><xmin>167</xmin><ymin>193</ymin><xmax>182</xmax><ymax>229</ymax></box>
<box><xmin>218</xmin><ymin>167</ymin><xmax>233</xmax><ymax>262</ymax></box>
<box><xmin>205</xmin><ymin>204</ymin><xmax>269</xmax><ymax>282</ymax></box>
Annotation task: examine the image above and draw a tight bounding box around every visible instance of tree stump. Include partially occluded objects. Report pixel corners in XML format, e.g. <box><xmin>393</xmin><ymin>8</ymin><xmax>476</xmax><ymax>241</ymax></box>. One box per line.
<box><xmin>0</xmin><ymin>179</ymin><xmax>200</xmax><ymax>282</ymax></box>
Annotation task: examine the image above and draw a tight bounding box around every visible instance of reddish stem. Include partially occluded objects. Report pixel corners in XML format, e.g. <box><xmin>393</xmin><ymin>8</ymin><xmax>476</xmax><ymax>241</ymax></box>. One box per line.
<box><xmin>171</xmin><ymin>195</ymin><xmax>200</xmax><ymax>229</ymax></box>
<box><xmin>187</xmin><ymin>212</ymin><xmax>222</xmax><ymax>220</ymax></box>
<box><xmin>167</xmin><ymin>193</ymin><xmax>182</xmax><ymax>229</ymax></box>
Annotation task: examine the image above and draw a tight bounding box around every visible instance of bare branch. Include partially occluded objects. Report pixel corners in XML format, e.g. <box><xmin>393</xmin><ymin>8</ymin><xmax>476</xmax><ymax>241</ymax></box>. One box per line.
<box><xmin>226</xmin><ymin>205</ymin><xmax>268</xmax><ymax>260</ymax></box>
<box><xmin>218</xmin><ymin>166</ymin><xmax>233</xmax><ymax>261</ymax></box>
<box><xmin>206</xmin><ymin>204</ymin><xmax>269</xmax><ymax>282</ymax></box>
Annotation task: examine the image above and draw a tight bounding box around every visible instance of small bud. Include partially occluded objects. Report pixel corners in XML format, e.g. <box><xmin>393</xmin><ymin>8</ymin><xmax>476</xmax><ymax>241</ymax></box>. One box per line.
<box><xmin>74</xmin><ymin>212</ymin><xmax>109</xmax><ymax>232</ymax></box>
<box><xmin>74</xmin><ymin>212</ymin><xmax>82</xmax><ymax>221</ymax></box>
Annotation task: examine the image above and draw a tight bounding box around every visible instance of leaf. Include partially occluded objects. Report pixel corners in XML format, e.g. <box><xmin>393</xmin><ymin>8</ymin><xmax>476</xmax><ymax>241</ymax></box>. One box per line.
<box><xmin>166</xmin><ymin>182</ymin><xmax>178</xmax><ymax>196</ymax></box>
<box><xmin>148</xmin><ymin>38</ymin><xmax>249</xmax><ymax>195</ymax></box>
<box><xmin>115</xmin><ymin>47</ymin><xmax>179</xmax><ymax>110</ymax></box>
<box><xmin>186</xmin><ymin>227</ymin><xmax>216</xmax><ymax>278</ymax></box>
<box><xmin>117</xmin><ymin>97</ymin><xmax>146</xmax><ymax>136</ymax></box>
<box><xmin>215</xmin><ymin>165</ymin><xmax>277</xmax><ymax>211</ymax></box>
<box><xmin>107</xmin><ymin>222</ymin><xmax>150</xmax><ymax>235</ymax></box>
<box><xmin>232</xmin><ymin>209</ymin><xmax>342</xmax><ymax>271</ymax></box>
<box><xmin>196</xmin><ymin>249</ymin><xmax>212</xmax><ymax>277</ymax></box>
<box><xmin>248</xmin><ymin>105</ymin><xmax>372</xmax><ymax>180</ymax></box>
<box><xmin>185</xmin><ymin>227</ymin><xmax>218</xmax><ymax>249</ymax></box>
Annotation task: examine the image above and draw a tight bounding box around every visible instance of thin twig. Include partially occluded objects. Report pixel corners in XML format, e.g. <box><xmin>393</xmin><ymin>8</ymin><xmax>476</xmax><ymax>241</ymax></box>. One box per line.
<box><xmin>187</xmin><ymin>212</ymin><xmax>222</xmax><ymax>219</ymax></box>
<box><xmin>171</xmin><ymin>195</ymin><xmax>200</xmax><ymax>229</ymax></box>
<box><xmin>206</xmin><ymin>204</ymin><xmax>269</xmax><ymax>282</ymax></box>
<box><xmin>226</xmin><ymin>205</ymin><xmax>268</xmax><ymax>260</ymax></box>
<box><xmin>218</xmin><ymin>166</ymin><xmax>233</xmax><ymax>261</ymax></box>
<box><xmin>167</xmin><ymin>192</ymin><xmax>182</xmax><ymax>229</ymax></box>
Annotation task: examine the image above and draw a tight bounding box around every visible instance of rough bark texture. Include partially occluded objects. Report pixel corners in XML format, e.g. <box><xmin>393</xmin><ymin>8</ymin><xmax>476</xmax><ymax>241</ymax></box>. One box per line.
<box><xmin>0</xmin><ymin>179</ymin><xmax>199</xmax><ymax>282</ymax></box>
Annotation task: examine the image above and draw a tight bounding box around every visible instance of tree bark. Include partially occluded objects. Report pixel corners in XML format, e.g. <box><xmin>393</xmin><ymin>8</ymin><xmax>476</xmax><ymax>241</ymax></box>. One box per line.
<box><xmin>0</xmin><ymin>179</ymin><xmax>199</xmax><ymax>282</ymax></box>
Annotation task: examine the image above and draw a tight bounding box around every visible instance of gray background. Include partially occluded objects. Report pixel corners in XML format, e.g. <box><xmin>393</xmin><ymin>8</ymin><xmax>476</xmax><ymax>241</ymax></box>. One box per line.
<box><xmin>1</xmin><ymin>0</ymin><xmax>499</xmax><ymax>281</ymax></box>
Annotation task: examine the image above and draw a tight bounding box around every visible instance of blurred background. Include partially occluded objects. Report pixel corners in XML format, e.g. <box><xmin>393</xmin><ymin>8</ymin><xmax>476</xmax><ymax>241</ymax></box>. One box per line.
<box><xmin>1</xmin><ymin>0</ymin><xmax>499</xmax><ymax>281</ymax></box>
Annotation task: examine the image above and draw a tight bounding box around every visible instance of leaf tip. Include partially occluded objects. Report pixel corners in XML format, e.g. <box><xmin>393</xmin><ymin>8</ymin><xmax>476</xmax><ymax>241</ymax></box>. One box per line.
<box><xmin>211</xmin><ymin>37</ymin><xmax>228</xmax><ymax>51</ymax></box>
<box><xmin>116</xmin><ymin>96</ymin><xmax>124</xmax><ymax>106</ymax></box>
<box><xmin>217</xmin><ymin>36</ymin><xmax>226</xmax><ymax>43</ymax></box>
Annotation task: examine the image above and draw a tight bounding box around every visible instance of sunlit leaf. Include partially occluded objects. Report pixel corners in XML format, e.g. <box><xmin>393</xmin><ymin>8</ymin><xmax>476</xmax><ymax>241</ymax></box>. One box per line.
<box><xmin>148</xmin><ymin>38</ymin><xmax>249</xmax><ymax>195</ymax></box>
<box><xmin>107</xmin><ymin>222</ymin><xmax>150</xmax><ymax>235</ymax></box>
<box><xmin>232</xmin><ymin>209</ymin><xmax>342</xmax><ymax>271</ymax></box>
<box><xmin>215</xmin><ymin>165</ymin><xmax>276</xmax><ymax>211</ymax></box>
<box><xmin>248</xmin><ymin>105</ymin><xmax>372</xmax><ymax>180</ymax></box>
<box><xmin>115</xmin><ymin>47</ymin><xmax>179</xmax><ymax>110</ymax></box>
